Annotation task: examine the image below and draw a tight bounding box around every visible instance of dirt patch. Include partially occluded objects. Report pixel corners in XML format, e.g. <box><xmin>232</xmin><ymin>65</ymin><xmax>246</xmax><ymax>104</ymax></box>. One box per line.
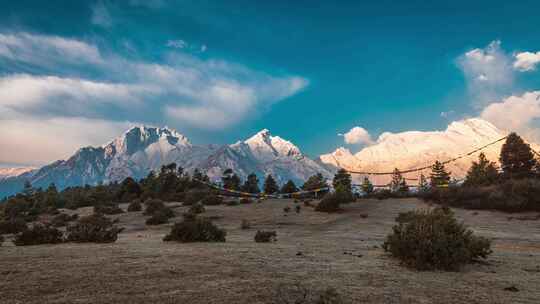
<box><xmin>1</xmin><ymin>198</ymin><xmax>539</xmax><ymax>303</ymax></box>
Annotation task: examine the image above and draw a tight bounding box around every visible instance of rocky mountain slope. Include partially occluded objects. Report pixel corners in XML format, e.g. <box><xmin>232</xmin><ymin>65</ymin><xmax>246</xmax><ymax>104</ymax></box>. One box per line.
<box><xmin>0</xmin><ymin>127</ymin><xmax>331</xmax><ymax>198</ymax></box>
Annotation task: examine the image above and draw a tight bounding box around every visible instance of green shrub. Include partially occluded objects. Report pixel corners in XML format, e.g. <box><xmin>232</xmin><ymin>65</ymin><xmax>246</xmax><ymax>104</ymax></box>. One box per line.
<box><xmin>0</xmin><ymin>234</ymin><xmax>3</xmax><ymax>246</ymax></box>
<box><xmin>240</xmin><ymin>197</ymin><xmax>253</xmax><ymax>204</ymax></box>
<box><xmin>295</xmin><ymin>205</ymin><xmax>301</xmax><ymax>213</ymax></box>
<box><xmin>0</xmin><ymin>218</ymin><xmax>28</xmax><ymax>234</ymax></box>
<box><xmin>66</xmin><ymin>214</ymin><xmax>124</xmax><ymax>243</ymax></box>
<box><xmin>383</xmin><ymin>207</ymin><xmax>492</xmax><ymax>271</ymax></box>
<box><xmin>315</xmin><ymin>192</ymin><xmax>347</xmax><ymax>212</ymax></box>
<box><xmin>143</xmin><ymin>199</ymin><xmax>166</xmax><ymax>215</ymax></box>
<box><xmin>240</xmin><ymin>219</ymin><xmax>251</xmax><ymax>229</ymax></box>
<box><xmin>201</xmin><ymin>194</ymin><xmax>223</xmax><ymax>206</ymax></box>
<box><xmin>51</xmin><ymin>213</ymin><xmax>79</xmax><ymax>227</ymax></box>
<box><xmin>145</xmin><ymin>209</ymin><xmax>171</xmax><ymax>225</ymax></box>
<box><xmin>127</xmin><ymin>199</ymin><xmax>142</xmax><ymax>212</ymax></box>
<box><xmin>183</xmin><ymin>189</ymin><xmax>209</xmax><ymax>206</ymax></box>
<box><xmin>226</xmin><ymin>200</ymin><xmax>240</xmax><ymax>206</ymax></box>
<box><xmin>189</xmin><ymin>202</ymin><xmax>205</xmax><ymax>214</ymax></box>
<box><xmin>13</xmin><ymin>224</ymin><xmax>64</xmax><ymax>246</ymax></box>
<box><xmin>254</xmin><ymin>230</ymin><xmax>277</xmax><ymax>243</ymax></box>
<box><xmin>94</xmin><ymin>204</ymin><xmax>124</xmax><ymax>215</ymax></box>
<box><xmin>283</xmin><ymin>206</ymin><xmax>291</xmax><ymax>213</ymax></box>
<box><xmin>163</xmin><ymin>216</ymin><xmax>226</xmax><ymax>242</ymax></box>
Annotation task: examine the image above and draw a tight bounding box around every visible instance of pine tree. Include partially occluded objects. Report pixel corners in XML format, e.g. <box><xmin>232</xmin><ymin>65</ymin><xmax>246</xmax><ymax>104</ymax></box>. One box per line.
<box><xmin>398</xmin><ymin>179</ymin><xmax>409</xmax><ymax>194</ymax></box>
<box><xmin>430</xmin><ymin>161</ymin><xmax>451</xmax><ymax>187</ymax></box>
<box><xmin>263</xmin><ymin>174</ymin><xmax>279</xmax><ymax>194</ymax></box>
<box><xmin>499</xmin><ymin>132</ymin><xmax>536</xmax><ymax>179</ymax></box>
<box><xmin>389</xmin><ymin>168</ymin><xmax>403</xmax><ymax>192</ymax></box>
<box><xmin>361</xmin><ymin>177</ymin><xmax>374</xmax><ymax>195</ymax></box>
<box><xmin>464</xmin><ymin>152</ymin><xmax>499</xmax><ymax>187</ymax></box>
<box><xmin>221</xmin><ymin>168</ymin><xmax>241</xmax><ymax>190</ymax></box>
<box><xmin>302</xmin><ymin>173</ymin><xmax>326</xmax><ymax>191</ymax></box>
<box><xmin>280</xmin><ymin>180</ymin><xmax>298</xmax><ymax>194</ymax></box>
<box><xmin>418</xmin><ymin>173</ymin><xmax>429</xmax><ymax>192</ymax></box>
<box><xmin>242</xmin><ymin>173</ymin><xmax>260</xmax><ymax>193</ymax></box>
<box><xmin>332</xmin><ymin>169</ymin><xmax>352</xmax><ymax>196</ymax></box>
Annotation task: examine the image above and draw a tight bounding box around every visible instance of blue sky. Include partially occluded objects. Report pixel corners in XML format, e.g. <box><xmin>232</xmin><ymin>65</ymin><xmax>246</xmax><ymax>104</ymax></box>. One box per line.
<box><xmin>1</xmin><ymin>0</ymin><xmax>540</xmax><ymax>167</ymax></box>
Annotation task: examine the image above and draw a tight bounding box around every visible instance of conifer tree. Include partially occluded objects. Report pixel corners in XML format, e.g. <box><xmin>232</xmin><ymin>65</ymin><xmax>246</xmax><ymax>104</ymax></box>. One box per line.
<box><xmin>221</xmin><ymin>169</ymin><xmax>241</xmax><ymax>191</ymax></box>
<box><xmin>499</xmin><ymin>132</ymin><xmax>536</xmax><ymax>179</ymax></box>
<box><xmin>389</xmin><ymin>168</ymin><xmax>403</xmax><ymax>192</ymax></box>
<box><xmin>361</xmin><ymin>176</ymin><xmax>374</xmax><ymax>195</ymax></box>
<box><xmin>464</xmin><ymin>152</ymin><xmax>499</xmax><ymax>187</ymax></box>
<box><xmin>242</xmin><ymin>173</ymin><xmax>260</xmax><ymax>193</ymax></box>
<box><xmin>398</xmin><ymin>179</ymin><xmax>409</xmax><ymax>194</ymax></box>
<box><xmin>430</xmin><ymin>161</ymin><xmax>451</xmax><ymax>187</ymax></box>
<box><xmin>302</xmin><ymin>173</ymin><xmax>326</xmax><ymax>191</ymax></box>
<box><xmin>418</xmin><ymin>173</ymin><xmax>429</xmax><ymax>192</ymax></box>
<box><xmin>332</xmin><ymin>169</ymin><xmax>352</xmax><ymax>196</ymax></box>
<box><xmin>280</xmin><ymin>180</ymin><xmax>298</xmax><ymax>194</ymax></box>
<box><xmin>263</xmin><ymin>174</ymin><xmax>279</xmax><ymax>194</ymax></box>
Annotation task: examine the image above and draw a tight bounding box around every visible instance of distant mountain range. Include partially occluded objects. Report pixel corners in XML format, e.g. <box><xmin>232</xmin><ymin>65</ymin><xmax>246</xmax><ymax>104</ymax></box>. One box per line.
<box><xmin>0</xmin><ymin>127</ymin><xmax>332</xmax><ymax>198</ymax></box>
<box><xmin>0</xmin><ymin>118</ymin><xmax>529</xmax><ymax>198</ymax></box>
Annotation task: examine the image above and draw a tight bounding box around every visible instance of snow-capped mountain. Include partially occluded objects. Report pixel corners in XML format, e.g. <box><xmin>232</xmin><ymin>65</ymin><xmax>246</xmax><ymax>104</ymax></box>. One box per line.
<box><xmin>0</xmin><ymin>127</ymin><xmax>331</xmax><ymax>198</ymax></box>
<box><xmin>0</xmin><ymin>167</ymin><xmax>36</xmax><ymax>180</ymax></box>
<box><xmin>319</xmin><ymin>118</ymin><xmax>514</xmax><ymax>185</ymax></box>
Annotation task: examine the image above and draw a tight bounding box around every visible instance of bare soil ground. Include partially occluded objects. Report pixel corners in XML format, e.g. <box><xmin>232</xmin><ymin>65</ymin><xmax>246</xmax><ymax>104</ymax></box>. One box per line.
<box><xmin>1</xmin><ymin>198</ymin><xmax>539</xmax><ymax>303</ymax></box>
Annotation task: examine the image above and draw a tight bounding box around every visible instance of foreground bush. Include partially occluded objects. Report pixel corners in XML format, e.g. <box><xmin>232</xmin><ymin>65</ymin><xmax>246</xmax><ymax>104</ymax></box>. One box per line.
<box><xmin>189</xmin><ymin>202</ymin><xmax>205</xmax><ymax>214</ymax></box>
<box><xmin>145</xmin><ymin>209</ymin><xmax>173</xmax><ymax>225</ymax></box>
<box><xmin>143</xmin><ymin>199</ymin><xmax>166</xmax><ymax>215</ymax></box>
<box><xmin>0</xmin><ymin>234</ymin><xmax>4</xmax><ymax>246</ymax></box>
<box><xmin>254</xmin><ymin>230</ymin><xmax>277</xmax><ymax>242</ymax></box>
<box><xmin>315</xmin><ymin>191</ymin><xmax>349</xmax><ymax>212</ymax></box>
<box><xmin>240</xmin><ymin>197</ymin><xmax>253</xmax><ymax>204</ymax></box>
<box><xmin>383</xmin><ymin>207</ymin><xmax>492</xmax><ymax>271</ymax></box>
<box><xmin>183</xmin><ymin>189</ymin><xmax>209</xmax><ymax>206</ymax></box>
<box><xmin>66</xmin><ymin>214</ymin><xmax>123</xmax><ymax>243</ymax></box>
<box><xmin>94</xmin><ymin>204</ymin><xmax>124</xmax><ymax>215</ymax></box>
<box><xmin>127</xmin><ymin>199</ymin><xmax>142</xmax><ymax>212</ymax></box>
<box><xmin>201</xmin><ymin>193</ymin><xmax>223</xmax><ymax>206</ymax></box>
<box><xmin>163</xmin><ymin>216</ymin><xmax>226</xmax><ymax>242</ymax></box>
<box><xmin>422</xmin><ymin>178</ymin><xmax>540</xmax><ymax>212</ymax></box>
<box><xmin>0</xmin><ymin>218</ymin><xmax>28</xmax><ymax>234</ymax></box>
<box><xmin>51</xmin><ymin>213</ymin><xmax>79</xmax><ymax>227</ymax></box>
<box><xmin>13</xmin><ymin>224</ymin><xmax>64</xmax><ymax>246</ymax></box>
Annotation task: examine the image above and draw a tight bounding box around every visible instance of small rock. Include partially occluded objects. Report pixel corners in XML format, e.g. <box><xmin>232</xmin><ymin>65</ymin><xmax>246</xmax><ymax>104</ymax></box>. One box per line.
<box><xmin>296</xmin><ymin>251</ymin><xmax>303</xmax><ymax>256</ymax></box>
<box><xmin>504</xmin><ymin>286</ymin><xmax>519</xmax><ymax>292</ymax></box>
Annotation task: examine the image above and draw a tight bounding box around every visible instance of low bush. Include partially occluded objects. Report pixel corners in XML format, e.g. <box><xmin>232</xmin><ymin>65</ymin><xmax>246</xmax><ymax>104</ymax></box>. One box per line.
<box><xmin>422</xmin><ymin>179</ymin><xmax>540</xmax><ymax>212</ymax></box>
<box><xmin>189</xmin><ymin>202</ymin><xmax>205</xmax><ymax>214</ymax></box>
<box><xmin>0</xmin><ymin>218</ymin><xmax>28</xmax><ymax>234</ymax></box>
<box><xmin>163</xmin><ymin>216</ymin><xmax>226</xmax><ymax>242</ymax></box>
<box><xmin>315</xmin><ymin>192</ymin><xmax>348</xmax><ymax>212</ymax></box>
<box><xmin>13</xmin><ymin>224</ymin><xmax>64</xmax><ymax>246</ymax></box>
<box><xmin>274</xmin><ymin>283</ymin><xmax>344</xmax><ymax>304</ymax></box>
<box><xmin>66</xmin><ymin>214</ymin><xmax>124</xmax><ymax>243</ymax></box>
<box><xmin>226</xmin><ymin>200</ymin><xmax>240</xmax><ymax>206</ymax></box>
<box><xmin>143</xmin><ymin>199</ymin><xmax>166</xmax><ymax>215</ymax></box>
<box><xmin>254</xmin><ymin>230</ymin><xmax>277</xmax><ymax>243</ymax></box>
<box><xmin>127</xmin><ymin>199</ymin><xmax>142</xmax><ymax>212</ymax></box>
<box><xmin>200</xmin><ymin>194</ymin><xmax>223</xmax><ymax>206</ymax></box>
<box><xmin>283</xmin><ymin>206</ymin><xmax>291</xmax><ymax>213</ymax></box>
<box><xmin>94</xmin><ymin>204</ymin><xmax>124</xmax><ymax>215</ymax></box>
<box><xmin>295</xmin><ymin>205</ymin><xmax>301</xmax><ymax>213</ymax></box>
<box><xmin>146</xmin><ymin>209</ymin><xmax>171</xmax><ymax>225</ymax></box>
<box><xmin>51</xmin><ymin>213</ymin><xmax>79</xmax><ymax>227</ymax></box>
<box><xmin>0</xmin><ymin>234</ymin><xmax>3</xmax><ymax>246</ymax></box>
<box><xmin>183</xmin><ymin>189</ymin><xmax>209</xmax><ymax>206</ymax></box>
<box><xmin>240</xmin><ymin>197</ymin><xmax>253</xmax><ymax>204</ymax></box>
<box><xmin>382</xmin><ymin>207</ymin><xmax>492</xmax><ymax>271</ymax></box>
<box><xmin>240</xmin><ymin>219</ymin><xmax>251</xmax><ymax>229</ymax></box>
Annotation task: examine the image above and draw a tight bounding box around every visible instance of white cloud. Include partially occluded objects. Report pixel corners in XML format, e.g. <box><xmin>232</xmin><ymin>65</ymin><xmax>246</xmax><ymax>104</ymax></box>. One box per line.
<box><xmin>0</xmin><ymin>115</ymin><xmax>134</xmax><ymax>166</ymax></box>
<box><xmin>0</xmin><ymin>32</ymin><xmax>308</xmax><ymax>164</ymax></box>
<box><xmin>91</xmin><ymin>2</ymin><xmax>113</xmax><ymax>28</ymax></box>
<box><xmin>457</xmin><ymin>40</ymin><xmax>513</xmax><ymax>106</ymax></box>
<box><xmin>481</xmin><ymin>91</ymin><xmax>540</xmax><ymax>141</ymax></box>
<box><xmin>340</xmin><ymin>126</ymin><xmax>373</xmax><ymax>145</ymax></box>
<box><xmin>513</xmin><ymin>51</ymin><xmax>540</xmax><ymax>72</ymax></box>
<box><xmin>166</xmin><ymin>39</ymin><xmax>188</xmax><ymax>49</ymax></box>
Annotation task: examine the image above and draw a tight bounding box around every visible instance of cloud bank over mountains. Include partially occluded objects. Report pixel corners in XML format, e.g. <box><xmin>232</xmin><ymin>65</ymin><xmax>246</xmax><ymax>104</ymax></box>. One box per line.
<box><xmin>0</xmin><ymin>32</ymin><xmax>308</xmax><ymax>166</ymax></box>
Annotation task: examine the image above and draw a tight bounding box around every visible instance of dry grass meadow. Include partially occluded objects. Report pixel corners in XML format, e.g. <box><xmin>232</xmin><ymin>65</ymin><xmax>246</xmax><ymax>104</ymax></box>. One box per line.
<box><xmin>1</xmin><ymin>198</ymin><xmax>539</xmax><ymax>303</ymax></box>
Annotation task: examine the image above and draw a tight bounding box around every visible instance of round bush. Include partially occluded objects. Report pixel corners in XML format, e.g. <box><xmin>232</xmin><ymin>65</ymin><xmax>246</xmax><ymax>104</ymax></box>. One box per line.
<box><xmin>143</xmin><ymin>199</ymin><xmax>166</xmax><ymax>215</ymax></box>
<box><xmin>189</xmin><ymin>202</ymin><xmax>205</xmax><ymax>214</ymax></box>
<box><xmin>163</xmin><ymin>217</ymin><xmax>226</xmax><ymax>242</ymax></box>
<box><xmin>383</xmin><ymin>207</ymin><xmax>492</xmax><ymax>271</ymax></box>
<box><xmin>127</xmin><ymin>199</ymin><xmax>143</xmax><ymax>212</ymax></box>
<box><xmin>254</xmin><ymin>230</ymin><xmax>277</xmax><ymax>243</ymax></box>
<box><xmin>66</xmin><ymin>214</ymin><xmax>123</xmax><ymax>243</ymax></box>
<box><xmin>0</xmin><ymin>218</ymin><xmax>28</xmax><ymax>234</ymax></box>
<box><xmin>201</xmin><ymin>194</ymin><xmax>223</xmax><ymax>206</ymax></box>
<box><xmin>13</xmin><ymin>224</ymin><xmax>64</xmax><ymax>246</ymax></box>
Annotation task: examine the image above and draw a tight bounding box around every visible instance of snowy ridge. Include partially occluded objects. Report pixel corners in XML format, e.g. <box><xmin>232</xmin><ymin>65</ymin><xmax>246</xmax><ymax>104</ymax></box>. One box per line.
<box><xmin>319</xmin><ymin>118</ymin><xmax>515</xmax><ymax>185</ymax></box>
